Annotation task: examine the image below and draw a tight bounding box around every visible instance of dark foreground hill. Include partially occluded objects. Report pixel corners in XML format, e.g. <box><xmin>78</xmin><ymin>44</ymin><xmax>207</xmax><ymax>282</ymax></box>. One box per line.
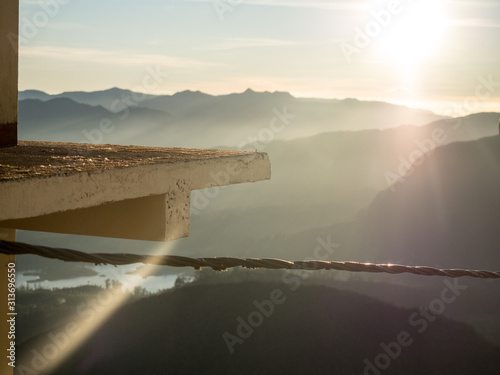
<box><xmin>16</xmin><ymin>280</ymin><xmax>500</xmax><ymax>375</ymax></box>
<box><xmin>346</xmin><ymin>135</ymin><xmax>500</xmax><ymax>269</ymax></box>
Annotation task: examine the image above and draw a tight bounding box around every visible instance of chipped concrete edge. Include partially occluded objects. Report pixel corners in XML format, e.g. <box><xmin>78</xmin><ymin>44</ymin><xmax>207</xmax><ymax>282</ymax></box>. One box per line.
<box><xmin>0</xmin><ymin>152</ymin><xmax>271</xmax><ymax>221</ymax></box>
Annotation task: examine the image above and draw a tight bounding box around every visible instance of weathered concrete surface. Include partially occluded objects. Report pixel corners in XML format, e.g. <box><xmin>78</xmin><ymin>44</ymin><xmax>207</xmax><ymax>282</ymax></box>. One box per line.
<box><xmin>0</xmin><ymin>0</ymin><xmax>18</xmax><ymax>147</ymax></box>
<box><xmin>0</xmin><ymin>141</ymin><xmax>265</xmax><ymax>181</ymax></box>
<box><xmin>0</xmin><ymin>142</ymin><xmax>271</xmax><ymax>241</ymax></box>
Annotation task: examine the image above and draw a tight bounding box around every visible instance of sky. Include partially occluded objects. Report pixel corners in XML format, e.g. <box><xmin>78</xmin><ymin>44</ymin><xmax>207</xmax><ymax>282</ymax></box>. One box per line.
<box><xmin>18</xmin><ymin>0</ymin><xmax>500</xmax><ymax>115</ymax></box>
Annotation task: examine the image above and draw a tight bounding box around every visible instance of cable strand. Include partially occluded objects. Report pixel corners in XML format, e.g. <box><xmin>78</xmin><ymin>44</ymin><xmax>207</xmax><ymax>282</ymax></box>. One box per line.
<box><xmin>1</xmin><ymin>240</ymin><xmax>499</xmax><ymax>279</ymax></box>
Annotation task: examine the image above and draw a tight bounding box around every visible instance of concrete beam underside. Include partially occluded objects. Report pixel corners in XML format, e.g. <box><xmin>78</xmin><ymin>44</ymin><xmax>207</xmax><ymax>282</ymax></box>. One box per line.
<box><xmin>0</xmin><ymin>193</ymin><xmax>191</xmax><ymax>242</ymax></box>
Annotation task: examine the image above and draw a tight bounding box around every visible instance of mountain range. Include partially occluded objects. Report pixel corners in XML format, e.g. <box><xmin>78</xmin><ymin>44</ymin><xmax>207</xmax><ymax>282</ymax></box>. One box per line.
<box><xmin>19</xmin><ymin>88</ymin><xmax>447</xmax><ymax>148</ymax></box>
<box><xmin>15</xmin><ymin>88</ymin><xmax>500</xmax><ymax>349</ymax></box>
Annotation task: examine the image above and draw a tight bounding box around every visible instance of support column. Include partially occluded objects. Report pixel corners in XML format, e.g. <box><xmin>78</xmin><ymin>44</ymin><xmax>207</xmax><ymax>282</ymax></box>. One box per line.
<box><xmin>0</xmin><ymin>229</ymin><xmax>16</xmax><ymax>375</ymax></box>
<box><xmin>0</xmin><ymin>0</ymin><xmax>19</xmax><ymax>146</ymax></box>
<box><xmin>1</xmin><ymin>1</ymin><xmax>20</xmax><ymax>372</ymax></box>
<box><xmin>0</xmin><ymin>192</ymin><xmax>192</xmax><ymax>241</ymax></box>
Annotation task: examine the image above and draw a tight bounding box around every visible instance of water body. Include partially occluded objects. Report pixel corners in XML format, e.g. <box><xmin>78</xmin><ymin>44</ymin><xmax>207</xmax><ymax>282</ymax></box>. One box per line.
<box><xmin>16</xmin><ymin>264</ymin><xmax>182</xmax><ymax>292</ymax></box>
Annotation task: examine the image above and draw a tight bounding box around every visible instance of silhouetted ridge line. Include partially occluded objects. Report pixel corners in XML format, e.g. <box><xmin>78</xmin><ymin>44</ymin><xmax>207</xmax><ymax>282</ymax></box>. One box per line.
<box><xmin>2</xmin><ymin>240</ymin><xmax>500</xmax><ymax>279</ymax></box>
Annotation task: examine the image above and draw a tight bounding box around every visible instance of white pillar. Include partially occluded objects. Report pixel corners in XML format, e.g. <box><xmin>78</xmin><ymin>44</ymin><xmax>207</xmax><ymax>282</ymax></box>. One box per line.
<box><xmin>0</xmin><ymin>0</ymin><xmax>19</xmax><ymax>146</ymax></box>
<box><xmin>0</xmin><ymin>1</ymin><xmax>19</xmax><ymax>372</ymax></box>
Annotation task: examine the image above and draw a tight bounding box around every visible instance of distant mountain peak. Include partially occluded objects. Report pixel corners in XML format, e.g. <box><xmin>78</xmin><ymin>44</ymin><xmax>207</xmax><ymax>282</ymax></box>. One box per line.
<box><xmin>22</xmin><ymin>89</ymin><xmax>47</xmax><ymax>94</ymax></box>
<box><xmin>18</xmin><ymin>89</ymin><xmax>52</xmax><ymax>101</ymax></box>
<box><xmin>105</xmin><ymin>87</ymin><xmax>129</xmax><ymax>93</ymax></box>
<box><xmin>239</xmin><ymin>88</ymin><xmax>294</xmax><ymax>99</ymax></box>
<box><xmin>174</xmin><ymin>90</ymin><xmax>209</xmax><ymax>97</ymax></box>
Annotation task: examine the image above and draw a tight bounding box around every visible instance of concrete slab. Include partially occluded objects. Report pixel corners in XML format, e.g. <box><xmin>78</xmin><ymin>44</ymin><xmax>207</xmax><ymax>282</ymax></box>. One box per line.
<box><xmin>0</xmin><ymin>141</ymin><xmax>271</xmax><ymax>241</ymax></box>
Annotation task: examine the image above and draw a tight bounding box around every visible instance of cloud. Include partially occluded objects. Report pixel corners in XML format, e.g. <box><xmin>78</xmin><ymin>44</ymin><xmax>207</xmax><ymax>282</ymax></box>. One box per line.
<box><xmin>186</xmin><ymin>0</ymin><xmax>367</xmax><ymax>11</ymax></box>
<box><xmin>20</xmin><ymin>0</ymin><xmax>47</xmax><ymax>4</ymax></box>
<box><xmin>449</xmin><ymin>18</ymin><xmax>500</xmax><ymax>29</ymax></box>
<box><xmin>198</xmin><ymin>37</ymin><xmax>297</xmax><ymax>51</ymax></box>
<box><xmin>446</xmin><ymin>0</ymin><xmax>500</xmax><ymax>7</ymax></box>
<box><xmin>19</xmin><ymin>45</ymin><xmax>225</xmax><ymax>68</ymax></box>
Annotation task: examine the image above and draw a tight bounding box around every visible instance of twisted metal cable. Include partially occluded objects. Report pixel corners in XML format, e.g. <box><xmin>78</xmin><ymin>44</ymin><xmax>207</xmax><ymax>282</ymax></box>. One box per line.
<box><xmin>1</xmin><ymin>240</ymin><xmax>500</xmax><ymax>279</ymax></box>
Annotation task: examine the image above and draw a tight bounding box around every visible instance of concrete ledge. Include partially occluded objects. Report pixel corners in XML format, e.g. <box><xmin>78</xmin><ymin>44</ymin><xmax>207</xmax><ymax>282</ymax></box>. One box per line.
<box><xmin>0</xmin><ymin>142</ymin><xmax>271</xmax><ymax>241</ymax></box>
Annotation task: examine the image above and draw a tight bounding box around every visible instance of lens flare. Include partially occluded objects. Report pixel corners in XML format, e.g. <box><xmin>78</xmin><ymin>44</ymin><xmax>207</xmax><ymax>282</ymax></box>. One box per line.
<box><xmin>377</xmin><ymin>0</ymin><xmax>448</xmax><ymax>88</ymax></box>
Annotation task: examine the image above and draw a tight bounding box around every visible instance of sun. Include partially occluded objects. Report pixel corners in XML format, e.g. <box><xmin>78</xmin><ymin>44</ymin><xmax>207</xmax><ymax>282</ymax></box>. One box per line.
<box><xmin>376</xmin><ymin>0</ymin><xmax>448</xmax><ymax>87</ymax></box>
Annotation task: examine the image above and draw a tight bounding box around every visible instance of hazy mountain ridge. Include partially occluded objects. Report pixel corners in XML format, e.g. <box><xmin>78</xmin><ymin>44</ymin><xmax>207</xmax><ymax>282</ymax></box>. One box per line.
<box><xmin>203</xmin><ymin>134</ymin><xmax>500</xmax><ymax>270</ymax></box>
<box><xmin>19</xmin><ymin>87</ymin><xmax>158</xmax><ymax>112</ymax></box>
<box><xmin>19</xmin><ymin>90</ymin><xmax>53</xmax><ymax>101</ymax></box>
<box><xmin>19</xmin><ymin>88</ymin><xmax>446</xmax><ymax>148</ymax></box>
<box><xmin>348</xmin><ymin>135</ymin><xmax>500</xmax><ymax>268</ymax></box>
<box><xmin>19</xmin><ymin>98</ymin><xmax>110</xmax><ymax>124</ymax></box>
<box><xmin>19</xmin><ymin>97</ymin><xmax>177</xmax><ymax>144</ymax></box>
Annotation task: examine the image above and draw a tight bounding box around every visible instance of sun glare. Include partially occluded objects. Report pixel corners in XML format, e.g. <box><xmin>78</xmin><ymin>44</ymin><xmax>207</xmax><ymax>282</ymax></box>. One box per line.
<box><xmin>377</xmin><ymin>0</ymin><xmax>448</xmax><ymax>87</ymax></box>
<box><xmin>18</xmin><ymin>243</ymin><xmax>174</xmax><ymax>374</ymax></box>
